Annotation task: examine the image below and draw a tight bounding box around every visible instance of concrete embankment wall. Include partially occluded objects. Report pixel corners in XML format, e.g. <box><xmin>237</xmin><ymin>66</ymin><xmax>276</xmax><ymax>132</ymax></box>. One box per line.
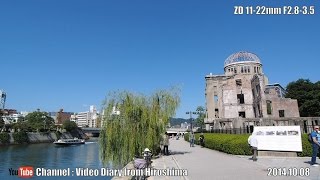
<box><xmin>6</xmin><ymin>132</ymin><xmax>74</xmax><ymax>144</ymax></box>
<box><xmin>1</xmin><ymin>128</ymin><xmax>88</xmax><ymax>145</ymax></box>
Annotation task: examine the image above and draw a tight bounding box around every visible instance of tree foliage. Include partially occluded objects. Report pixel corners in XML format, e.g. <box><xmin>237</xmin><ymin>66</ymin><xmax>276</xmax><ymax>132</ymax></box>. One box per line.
<box><xmin>62</xmin><ymin>120</ymin><xmax>78</xmax><ymax>132</ymax></box>
<box><xmin>195</xmin><ymin>106</ymin><xmax>205</xmax><ymax>128</ymax></box>
<box><xmin>13</xmin><ymin>131</ymin><xmax>29</xmax><ymax>143</ymax></box>
<box><xmin>99</xmin><ymin>87</ymin><xmax>180</xmax><ymax>168</ymax></box>
<box><xmin>12</xmin><ymin>121</ymin><xmax>31</xmax><ymax>132</ymax></box>
<box><xmin>286</xmin><ymin>79</ymin><xmax>320</xmax><ymax>117</ymax></box>
<box><xmin>24</xmin><ymin>111</ymin><xmax>54</xmax><ymax>131</ymax></box>
<box><xmin>0</xmin><ymin>118</ymin><xmax>4</xmax><ymax>128</ymax></box>
<box><xmin>0</xmin><ymin>132</ymin><xmax>10</xmax><ymax>144</ymax></box>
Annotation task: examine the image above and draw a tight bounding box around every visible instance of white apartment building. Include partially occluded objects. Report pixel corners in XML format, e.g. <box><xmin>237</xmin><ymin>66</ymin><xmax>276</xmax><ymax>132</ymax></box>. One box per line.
<box><xmin>73</xmin><ymin>105</ymin><xmax>98</xmax><ymax>128</ymax></box>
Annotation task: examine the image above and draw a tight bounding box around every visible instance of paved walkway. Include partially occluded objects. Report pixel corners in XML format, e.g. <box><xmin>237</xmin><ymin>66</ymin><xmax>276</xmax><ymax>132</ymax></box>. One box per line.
<box><xmin>149</xmin><ymin>139</ymin><xmax>320</xmax><ymax>180</ymax></box>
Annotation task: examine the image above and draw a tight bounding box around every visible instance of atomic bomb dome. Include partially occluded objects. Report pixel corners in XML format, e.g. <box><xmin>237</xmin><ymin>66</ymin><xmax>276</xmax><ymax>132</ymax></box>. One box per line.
<box><xmin>224</xmin><ymin>51</ymin><xmax>261</xmax><ymax>67</ymax></box>
<box><xmin>205</xmin><ymin>51</ymin><xmax>300</xmax><ymax>132</ymax></box>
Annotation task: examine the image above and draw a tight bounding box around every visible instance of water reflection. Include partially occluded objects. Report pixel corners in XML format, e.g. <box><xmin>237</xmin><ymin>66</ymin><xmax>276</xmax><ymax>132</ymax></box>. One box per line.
<box><xmin>0</xmin><ymin>139</ymin><xmax>112</xmax><ymax>179</ymax></box>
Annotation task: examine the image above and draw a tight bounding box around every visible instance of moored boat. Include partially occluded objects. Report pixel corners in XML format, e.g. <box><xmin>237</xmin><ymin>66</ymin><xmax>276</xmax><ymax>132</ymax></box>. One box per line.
<box><xmin>53</xmin><ymin>138</ymin><xmax>85</xmax><ymax>145</ymax></box>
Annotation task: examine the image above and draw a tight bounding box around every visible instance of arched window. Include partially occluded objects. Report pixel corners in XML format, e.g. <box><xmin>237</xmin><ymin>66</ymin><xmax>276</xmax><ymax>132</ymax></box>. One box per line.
<box><xmin>266</xmin><ymin>100</ymin><xmax>272</xmax><ymax>115</ymax></box>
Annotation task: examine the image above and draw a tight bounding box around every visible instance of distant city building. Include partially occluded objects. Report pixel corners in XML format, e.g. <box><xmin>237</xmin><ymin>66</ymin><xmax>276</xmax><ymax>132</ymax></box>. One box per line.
<box><xmin>49</xmin><ymin>110</ymin><xmax>74</xmax><ymax>125</ymax></box>
<box><xmin>205</xmin><ymin>51</ymin><xmax>300</xmax><ymax>131</ymax></box>
<box><xmin>2</xmin><ymin>110</ymin><xmax>27</xmax><ymax>124</ymax></box>
<box><xmin>73</xmin><ymin>105</ymin><xmax>99</xmax><ymax>128</ymax></box>
<box><xmin>1</xmin><ymin>109</ymin><xmax>17</xmax><ymax>115</ymax></box>
<box><xmin>2</xmin><ymin>113</ymin><xmax>23</xmax><ymax>124</ymax></box>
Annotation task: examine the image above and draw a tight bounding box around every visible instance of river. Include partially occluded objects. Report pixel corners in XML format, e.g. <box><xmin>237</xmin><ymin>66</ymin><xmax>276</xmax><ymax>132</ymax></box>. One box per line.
<box><xmin>0</xmin><ymin>138</ymin><xmax>113</xmax><ymax>179</ymax></box>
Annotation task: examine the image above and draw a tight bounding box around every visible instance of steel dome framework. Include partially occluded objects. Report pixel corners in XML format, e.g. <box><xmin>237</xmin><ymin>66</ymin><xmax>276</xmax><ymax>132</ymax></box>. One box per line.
<box><xmin>224</xmin><ymin>51</ymin><xmax>261</xmax><ymax>67</ymax></box>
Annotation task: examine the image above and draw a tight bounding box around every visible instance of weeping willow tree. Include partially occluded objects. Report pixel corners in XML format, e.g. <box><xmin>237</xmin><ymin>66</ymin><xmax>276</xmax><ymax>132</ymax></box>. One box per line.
<box><xmin>99</xmin><ymin>87</ymin><xmax>180</xmax><ymax>168</ymax></box>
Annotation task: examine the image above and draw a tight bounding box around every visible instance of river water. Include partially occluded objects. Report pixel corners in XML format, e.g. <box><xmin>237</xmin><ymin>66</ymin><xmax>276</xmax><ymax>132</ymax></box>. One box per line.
<box><xmin>0</xmin><ymin>138</ymin><xmax>113</xmax><ymax>179</ymax></box>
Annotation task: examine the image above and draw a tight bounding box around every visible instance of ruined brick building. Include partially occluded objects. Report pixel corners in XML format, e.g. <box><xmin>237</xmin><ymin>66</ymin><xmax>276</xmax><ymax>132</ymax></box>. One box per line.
<box><xmin>204</xmin><ymin>51</ymin><xmax>303</xmax><ymax>132</ymax></box>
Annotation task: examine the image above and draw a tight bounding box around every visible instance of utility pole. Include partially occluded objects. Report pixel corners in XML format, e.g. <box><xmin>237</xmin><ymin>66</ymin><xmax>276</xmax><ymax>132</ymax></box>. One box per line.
<box><xmin>186</xmin><ymin>111</ymin><xmax>198</xmax><ymax>132</ymax></box>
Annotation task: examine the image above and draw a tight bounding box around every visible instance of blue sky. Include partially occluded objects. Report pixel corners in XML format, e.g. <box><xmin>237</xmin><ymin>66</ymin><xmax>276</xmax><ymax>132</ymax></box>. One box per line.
<box><xmin>0</xmin><ymin>0</ymin><xmax>319</xmax><ymax>118</ymax></box>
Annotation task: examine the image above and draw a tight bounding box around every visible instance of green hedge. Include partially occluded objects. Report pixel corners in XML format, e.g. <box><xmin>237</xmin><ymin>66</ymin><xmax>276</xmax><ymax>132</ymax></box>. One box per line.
<box><xmin>298</xmin><ymin>134</ymin><xmax>312</xmax><ymax>157</ymax></box>
<box><xmin>13</xmin><ymin>131</ymin><xmax>29</xmax><ymax>144</ymax></box>
<box><xmin>184</xmin><ymin>133</ymin><xmax>313</xmax><ymax>157</ymax></box>
<box><xmin>0</xmin><ymin>132</ymin><xmax>10</xmax><ymax>144</ymax></box>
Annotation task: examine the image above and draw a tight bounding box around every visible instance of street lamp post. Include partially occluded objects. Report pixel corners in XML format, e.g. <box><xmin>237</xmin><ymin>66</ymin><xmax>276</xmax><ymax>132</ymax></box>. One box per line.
<box><xmin>186</xmin><ymin>111</ymin><xmax>198</xmax><ymax>131</ymax></box>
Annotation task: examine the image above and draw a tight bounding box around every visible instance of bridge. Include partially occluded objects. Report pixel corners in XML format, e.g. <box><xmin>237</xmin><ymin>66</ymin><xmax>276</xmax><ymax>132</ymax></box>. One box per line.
<box><xmin>82</xmin><ymin>127</ymin><xmax>101</xmax><ymax>137</ymax></box>
<box><xmin>82</xmin><ymin>127</ymin><xmax>195</xmax><ymax>137</ymax></box>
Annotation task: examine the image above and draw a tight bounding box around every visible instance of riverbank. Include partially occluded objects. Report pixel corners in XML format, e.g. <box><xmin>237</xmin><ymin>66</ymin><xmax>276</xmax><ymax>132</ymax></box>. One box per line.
<box><xmin>0</xmin><ymin>128</ymin><xmax>89</xmax><ymax>145</ymax></box>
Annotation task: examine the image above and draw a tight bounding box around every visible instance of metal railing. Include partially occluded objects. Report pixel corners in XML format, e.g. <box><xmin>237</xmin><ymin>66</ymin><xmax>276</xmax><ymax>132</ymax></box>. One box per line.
<box><xmin>207</xmin><ymin>125</ymin><xmax>319</xmax><ymax>135</ymax></box>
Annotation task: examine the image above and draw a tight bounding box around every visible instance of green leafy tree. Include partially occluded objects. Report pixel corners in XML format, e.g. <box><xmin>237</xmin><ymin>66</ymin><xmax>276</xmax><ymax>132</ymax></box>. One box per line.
<box><xmin>0</xmin><ymin>118</ymin><xmax>4</xmax><ymax>129</ymax></box>
<box><xmin>99</xmin><ymin>87</ymin><xmax>180</xmax><ymax>168</ymax></box>
<box><xmin>62</xmin><ymin>120</ymin><xmax>78</xmax><ymax>132</ymax></box>
<box><xmin>12</xmin><ymin>121</ymin><xmax>31</xmax><ymax>132</ymax></box>
<box><xmin>195</xmin><ymin>106</ymin><xmax>205</xmax><ymax>129</ymax></box>
<box><xmin>25</xmin><ymin>111</ymin><xmax>54</xmax><ymax>131</ymax></box>
<box><xmin>286</xmin><ymin>79</ymin><xmax>320</xmax><ymax>117</ymax></box>
<box><xmin>96</xmin><ymin>115</ymin><xmax>102</xmax><ymax>128</ymax></box>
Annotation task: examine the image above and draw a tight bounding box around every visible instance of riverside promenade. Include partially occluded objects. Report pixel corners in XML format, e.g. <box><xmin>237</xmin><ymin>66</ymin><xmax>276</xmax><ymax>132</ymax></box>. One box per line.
<box><xmin>149</xmin><ymin>138</ymin><xmax>320</xmax><ymax>180</ymax></box>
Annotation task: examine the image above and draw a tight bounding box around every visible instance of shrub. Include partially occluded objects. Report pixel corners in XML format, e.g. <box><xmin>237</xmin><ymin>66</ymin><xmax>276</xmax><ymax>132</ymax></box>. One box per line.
<box><xmin>62</xmin><ymin>120</ymin><xmax>78</xmax><ymax>132</ymax></box>
<box><xmin>297</xmin><ymin>134</ymin><xmax>312</xmax><ymax>157</ymax></box>
<box><xmin>0</xmin><ymin>132</ymin><xmax>10</xmax><ymax>144</ymax></box>
<box><xmin>185</xmin><ymin>133</ymin><xmax>312</xmax><ymax>156</ymax></box>
<box><xmin>13</xmin><ymin>131</ymin><xmax>29</xmax><ymax>144</ymax></box>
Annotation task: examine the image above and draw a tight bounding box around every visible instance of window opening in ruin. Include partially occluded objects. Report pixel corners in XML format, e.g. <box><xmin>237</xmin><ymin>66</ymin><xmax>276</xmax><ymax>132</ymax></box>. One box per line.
<box><xmin>256</xmin><ymin>84</ymin><xmax>261</xmax><ymax>95</ymax></box>
<box><xmin>214</xmin><ymin>95</ymin><xmax>218</xmax><ymax>103</ymax></box>
<box><xmin>279</xmin><ymin>110</ymin><xmax>285</xmax><ymax>117</ymax></box>
<box><xmin>215</xmin><ymin>109</ymin><xmax>219</xmax><ymax>118</ymax></box>
<box><xmin>248</xmin><ymin>67</ymin><xmax>250</xmax><ymax>73</ymax></box>
<box><xmin>266</xmin><ymin>100</ymin><xmax>272</xmax><ymax>115</ymax></box>
<box><xmin>244</xmin><ymin>66</ymin><xmax>247</xmax><ymax>73</ymax></box>
<box><xmin>237</xmin><ymin>94</ymin><xmax>244</xmax><ymax>104</ymax></box>
<box><xmin>236</xmin><ymin>79</ymin><xmax>242</xmax><ymax>86</ymax></box>
<box><xmin>238</xmin><ymin>111</ymin><xmax>246</xmax><ymax>118</ymax></box>
<box><xmin>241</xmin><ymin>66</ymin><xmax>244</xmax><ymax>73</ymax></box>
<box><xmin>254</xmin><ymin>67</ymin><xmax>256</xmax><ymax>73</ymax></box>
<box><xmin>315</xmin><ymin>120</ymin><xmax>319</xmax><ymax>125</ymax></box>
<box><xmin>228</xmin><ymin>68</ymin><xmax>230</xmax><ymax>72</ymax></box>
<box><xmin>234</xmin><ymin>68</ymin><xmax>237</xmax><ymax>74</ymax></box>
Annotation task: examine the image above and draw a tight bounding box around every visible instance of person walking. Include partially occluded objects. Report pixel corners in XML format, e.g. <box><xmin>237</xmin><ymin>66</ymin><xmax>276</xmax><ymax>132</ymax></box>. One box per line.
<box><xmin>189</xmin><ymin>131</ymin><xmax>195</xmax><ymax>147</ymax></box>
<box><xmin>199</xmin><ymin>133</ymin><xmax>205</xmax><ymax>147</ymax></box>
<box><xmin>163</xmin><ymin>132</ymin><xmax>169</xmax><ymax>156</ymax></box>
<box><xmin>310</xmin><ymin>126</ymin><xmax>320</xmax><ymax>166</ymax></box>
<box><xmin>248</xmin><ymin>132</ymin><xmax>258</xmax><ymax>161</ymax></box>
